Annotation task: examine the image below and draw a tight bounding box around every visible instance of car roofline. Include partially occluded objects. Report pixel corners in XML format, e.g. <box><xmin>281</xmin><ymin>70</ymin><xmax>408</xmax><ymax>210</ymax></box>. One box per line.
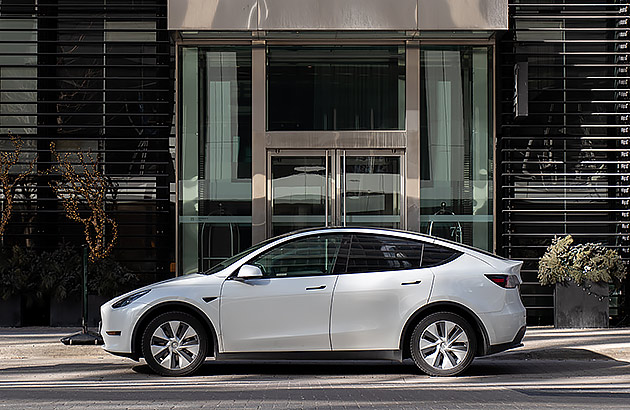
<box><xmin>283</xmin><ymin>227</ymin><xmax>514</xmax><ymax>264</ymax></box>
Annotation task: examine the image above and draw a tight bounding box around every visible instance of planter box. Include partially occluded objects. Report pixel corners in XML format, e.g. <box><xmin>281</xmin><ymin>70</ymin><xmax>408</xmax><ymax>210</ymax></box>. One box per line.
<box><xmin>50</xmin><ymin>298</ymin><xmax>81</xmax><ymax>326</ymax></box>
<box><xmin>0</xmin><ymin>296</ymin><xmax>22</xmax><ymax>326</ymax></box>
<box><xmin>50</xmin><ymin>295</ymin><xmax>109</xmax><ymax>327</ymax></box>
<box><xmin>555</xmin><ymin>281</ymin><xmax>609</xmax><ymax>328</ymax></box>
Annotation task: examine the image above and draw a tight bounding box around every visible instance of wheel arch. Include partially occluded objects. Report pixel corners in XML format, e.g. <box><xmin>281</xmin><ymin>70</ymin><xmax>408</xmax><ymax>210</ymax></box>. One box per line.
<box><xmin>400</xmin><ymin>302</ymin><xmax>490</xmax><ymax>359</ymax></box>
<box><xmin>131</xmin><ymin>301</ymin><xmax>218</xmax><ymax>360</ymax></box>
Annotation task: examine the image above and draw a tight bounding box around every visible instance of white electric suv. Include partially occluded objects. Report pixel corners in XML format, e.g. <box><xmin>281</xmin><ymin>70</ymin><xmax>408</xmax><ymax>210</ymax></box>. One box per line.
<box><xmin>101</xmin><ymin>227</ymin><xmax>526</xmax><ymax>377</ymax></box>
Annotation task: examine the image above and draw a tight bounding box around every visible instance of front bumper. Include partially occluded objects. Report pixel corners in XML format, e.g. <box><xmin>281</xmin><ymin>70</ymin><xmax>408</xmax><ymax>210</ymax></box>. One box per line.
<box><xmin>100</xmin><ymin>300</ymin><xmax>147</xmax><ymax>354</ymax></box>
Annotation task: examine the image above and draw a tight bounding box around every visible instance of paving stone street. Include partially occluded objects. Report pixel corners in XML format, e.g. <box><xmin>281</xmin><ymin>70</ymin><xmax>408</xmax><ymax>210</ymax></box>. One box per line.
<box><xmin>1</xmin><ymin>327</ymin><xmax>630</xmax><ymax>409</ymax></box>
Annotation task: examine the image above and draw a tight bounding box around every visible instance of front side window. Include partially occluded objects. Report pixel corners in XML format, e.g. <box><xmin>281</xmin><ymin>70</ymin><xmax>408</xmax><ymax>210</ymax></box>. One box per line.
<box><xmin>249</xmin><ymin>235</ymin><xmax>344</xmax><ymax>278</ymax></box>
<box><xmin>344</xmin><ymin>234</ymin><xmax>424</xmax><ymax>274</ymax></box>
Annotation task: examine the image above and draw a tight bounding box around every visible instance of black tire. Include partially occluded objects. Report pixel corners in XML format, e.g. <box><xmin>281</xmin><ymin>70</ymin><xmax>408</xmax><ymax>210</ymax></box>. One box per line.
<box><xmin>141</xmin><ymin>311</ymin><xmax>208</xmax><ymax>376</ymax></box>
<box><xmin>410</xmin><ymin>312</ymin><xmax>476</xmax><ymax>377</ymax></box>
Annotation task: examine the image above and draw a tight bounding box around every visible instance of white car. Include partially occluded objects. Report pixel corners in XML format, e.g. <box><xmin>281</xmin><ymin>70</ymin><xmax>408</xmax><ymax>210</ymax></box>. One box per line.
<box><xmin>101</xmin><ymin>227</ymin><xmax>526</xmax><ymax>377</ymax></box>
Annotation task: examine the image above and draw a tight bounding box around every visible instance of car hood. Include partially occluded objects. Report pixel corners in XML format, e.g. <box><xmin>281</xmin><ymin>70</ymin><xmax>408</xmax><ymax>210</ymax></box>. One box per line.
<box><xmin>111</xmin><ymin>272</ymin><xmax>224</xmax><ymax>303</ymax></box>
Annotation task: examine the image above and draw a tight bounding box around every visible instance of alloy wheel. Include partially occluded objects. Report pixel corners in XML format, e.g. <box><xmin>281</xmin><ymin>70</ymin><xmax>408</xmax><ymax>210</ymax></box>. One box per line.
<box><xmin>149</xmin><ymin>320</ymin><xmax>201</xmax><ymax>371</ymax></box>
<box><xmin>419</xmin><ymin>319</ymin><xmax>469</xmax><ymax>370</ymax></box>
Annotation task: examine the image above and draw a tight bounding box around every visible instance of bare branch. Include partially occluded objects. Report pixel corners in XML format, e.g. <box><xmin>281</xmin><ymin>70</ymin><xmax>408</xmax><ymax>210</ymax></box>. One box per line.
<box><xmin>0</xmin><ymin>134</ymin><xmax>37</xmax><ymax>237</ymax></box>
<box><xmin>48</xmin><ymin>142</ymin><xmax>118</xmax><ymax>261</ymax></box>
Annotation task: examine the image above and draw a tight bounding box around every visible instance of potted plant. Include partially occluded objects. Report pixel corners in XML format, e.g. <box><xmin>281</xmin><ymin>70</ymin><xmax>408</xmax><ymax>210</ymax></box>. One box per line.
<box><xmin>538</xmin><ymin>235</ymin><xmax>627</xmax><ymax>328</ymax></box>
<box><xmin>42</xmin><ymin>243</ymin><xmax>137</xmax><ymax>326</ymax></box>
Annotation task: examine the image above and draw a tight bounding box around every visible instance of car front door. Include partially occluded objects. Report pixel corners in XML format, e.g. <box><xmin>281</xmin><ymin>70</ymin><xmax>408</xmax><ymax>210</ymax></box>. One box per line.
<box><xmin>330</xmin><ymin>234</ymin><xmax>435</xmax><ymax>351</ymax></box>
<box><xmin>220</xmin><ymin>234</ymin><xmax>344</xmax><ymax>352</ymax></box>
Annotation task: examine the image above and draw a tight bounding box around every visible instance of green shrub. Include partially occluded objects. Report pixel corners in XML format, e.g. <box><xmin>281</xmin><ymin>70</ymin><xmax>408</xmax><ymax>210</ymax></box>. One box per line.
<box><xmin>0</xmin><ymin>245</ymin><xmax>41</xmax><ymax>300</ymax></box>
<box><xmin>1</xmin><ymin>244</ymin><xmax>137</xmax><ymax>301</ymax></box>
<box><xmin>88</xmin><ymin>255</ymin><xmax>137</xmax><ymax>299</ymax></box>
<box><xmin>40</xmin><ymin>243</ymin><xmax>82</xmax><ymax>301</ymax></box>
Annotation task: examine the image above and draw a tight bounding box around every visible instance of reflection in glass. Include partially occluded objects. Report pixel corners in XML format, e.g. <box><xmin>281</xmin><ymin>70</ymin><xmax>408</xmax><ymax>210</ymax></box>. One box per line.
<box><xmin>420</xmin><ymin>46</ymin><xmax>492</xmax><ymax>250</ymax></box>
<box><xmin>267</xmin><ymin>46</ymin><xmax>405</xmax><ymax>131</ymax></box>
<box><xmin>179</xmin><ymin>46</ymin><xmax>252</xmax><ymax>274</ymax></box>
<box><xmin>271</xmin><ymin>156</ymin><xmax>331</xmax><ymax>236</ymax></box>
<box><xmin>344</xmin><ymin>156</ymin><xmax>401</xmax><ymax>228</ymax></box>
<box><xmin>0</xmin><ymin>19</ymin><xmax>37</xmax><ymax>136</ymax></box>
<box><xmin>251</xmin><ymin>235</ymin><xmax>343</xmax><ymax>277</ymax></box>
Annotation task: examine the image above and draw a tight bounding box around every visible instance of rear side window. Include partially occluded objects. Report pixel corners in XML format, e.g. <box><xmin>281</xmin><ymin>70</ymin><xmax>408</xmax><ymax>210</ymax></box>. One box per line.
<box><xmin>343</xmin><ymin>234</ymin><xmax>424</xmax><ymax>274</ymax></box>
<box><xmin>421</xmin><ymin>243</ymin><xmax>462</xmax><ymax>268</ymax></box>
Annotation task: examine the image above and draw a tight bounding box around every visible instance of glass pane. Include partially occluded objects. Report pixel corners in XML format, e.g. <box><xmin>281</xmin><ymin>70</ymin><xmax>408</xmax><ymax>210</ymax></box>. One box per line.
<box><xmin>344</xmin><ymin>155</ymin><xmax>401</xmax><ymax>228</ymax></box>
<box><xmin>179</xmin><ymin>46</ymin><xmax>252</xmax><ymax>275</ymax></box>
<box><xmin>345</xmin><ymin>235</ymin><xmax>423</xmax><ymax>274</ymax></box>
<box><xmin>0</xmin><ymin>19</ymin><xmax>37</xmax><ymax>136</ymax></box>
<box><xmin>420</xmin><ymin>46</ymin><xmax>493</xmax><ymax>251</ymax></box>
<box><xmin>271</xmin><ymin>156</ymin><xmax>331</xmax><ymax>236</ymax></box>
<box><xmin>420</xmin><ymin>243</ymin><xmax>462</xmax><ymax>268</ymax></box>
<box><xmin>252</xmin><ymin>234</ymin><xmax>343</xmax><ymax>277</ymax></box>
<box><xmin>267</xmin><ymin>46</ymin><xmax>405</xmax><ymax>131</ymax></box>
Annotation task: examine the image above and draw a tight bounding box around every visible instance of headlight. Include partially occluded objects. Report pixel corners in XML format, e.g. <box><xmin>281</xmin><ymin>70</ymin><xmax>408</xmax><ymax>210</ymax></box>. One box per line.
<box><xmin>112</xmin><ymin>289</ymin><xmax>151</xmax><ymax>308</ymax></box>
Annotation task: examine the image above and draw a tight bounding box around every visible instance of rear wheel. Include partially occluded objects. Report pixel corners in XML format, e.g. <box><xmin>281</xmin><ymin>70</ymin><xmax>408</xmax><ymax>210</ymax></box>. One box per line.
<box><xmin>410</xmin><ymin>312</ymin><xmax>476</xmax><ymax>376</ymax></box>
<box><xmin>141</xmin><ymin>312</ymin><xmax>207</xmax><ymax>376</ymax></box>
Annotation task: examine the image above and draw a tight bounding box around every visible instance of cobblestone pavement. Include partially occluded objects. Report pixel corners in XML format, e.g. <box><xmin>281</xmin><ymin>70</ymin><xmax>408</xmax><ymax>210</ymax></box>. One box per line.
<box><xmin>0</xmin><ymin>327</ymin><xmax>629</xmax><ymax>409</ymax></box>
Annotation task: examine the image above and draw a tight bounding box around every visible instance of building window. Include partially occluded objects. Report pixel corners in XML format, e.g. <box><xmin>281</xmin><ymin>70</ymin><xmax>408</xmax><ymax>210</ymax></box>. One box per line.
<box><xmin>420</xmin><ymin>46</ymin><xmax>493</xmax><ymax>251</ymax></box>
<box><xmin>179</xmin><ymin>46</ymin><xmax>252</xmax><ymax>275</ymax></box>
<box><xmin>267</xmin><ymin>45</ymin><xmax>405</xmax><ymax>131</ymax></box>
<box><xmin>0</xmin><ymin>18</ymin><xmax>37</xmax><ymax>136</ymax></box>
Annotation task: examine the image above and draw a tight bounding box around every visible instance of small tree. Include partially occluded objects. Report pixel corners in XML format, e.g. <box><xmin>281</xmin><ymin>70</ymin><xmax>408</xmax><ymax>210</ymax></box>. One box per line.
<box><xmin>0</xmin><ymin>134</ymin><xmax>36</xmax><ymax>237</ymax></box>
<box><xmin>49</xmin><ymin>142</ymin><xmax>118</xmax><ymax>261</ymax></box>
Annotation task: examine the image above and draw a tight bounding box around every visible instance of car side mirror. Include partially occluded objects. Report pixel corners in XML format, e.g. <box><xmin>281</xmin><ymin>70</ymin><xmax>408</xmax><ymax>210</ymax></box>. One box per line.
<box><xmin>236</xmin><ymin>264</ymin><xmax>263</xmax><ymax>280</ymax></box>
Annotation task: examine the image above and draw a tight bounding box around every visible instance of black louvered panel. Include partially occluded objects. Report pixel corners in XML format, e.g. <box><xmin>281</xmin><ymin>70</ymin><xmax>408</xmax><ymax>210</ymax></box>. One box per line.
<box><xmin>0</xmin><ymin>0</ymin><xmax>174</xmax><ymax>284</ymax></box>
<box><xmin>500</xmin><ymin>0</ymin><xmax>629</xmax><ymax>325</ymax></box>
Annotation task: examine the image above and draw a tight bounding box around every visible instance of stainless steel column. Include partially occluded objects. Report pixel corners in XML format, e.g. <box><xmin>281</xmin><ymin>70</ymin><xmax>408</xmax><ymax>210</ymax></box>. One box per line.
<box><xmin>251</xmin><ymin>40</ymin><xmax>267</xmax><ymax>244</ymax></box>
<box><xmin>405</xmin><ymin>40</ymin><xmax>421</xmax><ymax>232</ymax></box>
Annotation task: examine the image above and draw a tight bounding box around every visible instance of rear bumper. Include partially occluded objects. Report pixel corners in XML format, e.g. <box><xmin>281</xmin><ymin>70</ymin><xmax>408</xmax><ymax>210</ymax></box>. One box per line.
<box><xmin>485</xmin><ymin>325</ymin><xmax>526</xmax><ymax>356</ymax></box>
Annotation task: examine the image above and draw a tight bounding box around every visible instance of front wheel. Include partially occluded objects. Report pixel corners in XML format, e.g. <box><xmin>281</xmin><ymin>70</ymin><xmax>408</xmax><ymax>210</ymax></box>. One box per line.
<box><xmin>141</xmin><ymin>312</ymin><xmax>208</xmax><ymax>376</ymax></box>
<box><xmin>410</xmin><ymin>312</ymin><xmax>476</xmax><ymax>376</ymax></box>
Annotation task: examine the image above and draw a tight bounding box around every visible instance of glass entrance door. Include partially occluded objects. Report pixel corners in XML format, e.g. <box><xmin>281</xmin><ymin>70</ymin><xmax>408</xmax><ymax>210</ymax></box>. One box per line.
<box><xmin>268</xmin><ymin>150</ymin><xmax>403</xmax><ymax>237</ymax></box>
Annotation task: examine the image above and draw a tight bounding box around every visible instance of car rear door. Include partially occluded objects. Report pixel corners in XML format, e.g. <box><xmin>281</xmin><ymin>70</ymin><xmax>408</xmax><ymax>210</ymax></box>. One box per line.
<box><xmin>330</xmin><ymin>234</ymin><xmax>435</xmax><ymax>351</ymax></box>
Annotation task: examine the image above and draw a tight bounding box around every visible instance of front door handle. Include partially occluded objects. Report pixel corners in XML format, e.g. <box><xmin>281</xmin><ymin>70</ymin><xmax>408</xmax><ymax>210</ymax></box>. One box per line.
<box><xmin>306</xmin><ymin>285</ymin><xmax>326</xmax><ymax>291</ymax></box>
<box><xmin>401</xmin><ymin>280</ymin><xmax>422</xmax><ymax>286</ymax></box>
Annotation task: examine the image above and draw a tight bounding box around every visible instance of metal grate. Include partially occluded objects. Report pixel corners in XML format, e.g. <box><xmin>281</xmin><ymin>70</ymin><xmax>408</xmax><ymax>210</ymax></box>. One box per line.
<box><xmin>0</xmin><ymin>0</ymin><xmax>174</xmax><ymax>284</ymax></box>
<box><xmin>499</xmin><ymin>0</ymin><xmax>630</xmax><ymax>325</ymax></box>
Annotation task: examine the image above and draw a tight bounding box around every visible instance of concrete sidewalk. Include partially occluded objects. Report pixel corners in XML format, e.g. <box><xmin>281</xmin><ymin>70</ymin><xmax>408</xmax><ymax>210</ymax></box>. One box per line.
<box><xmin>0</xmin><ymin>326</ymin><xmax>629</xmax><ymax>363</ymax></box>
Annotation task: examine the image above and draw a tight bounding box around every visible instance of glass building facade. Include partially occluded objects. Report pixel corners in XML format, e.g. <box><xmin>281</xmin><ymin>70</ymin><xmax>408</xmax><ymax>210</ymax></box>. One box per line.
<box><xmin>178</xmin><ymin>37</ymin><xmax>494</xmax><ymax>274</ymax></box>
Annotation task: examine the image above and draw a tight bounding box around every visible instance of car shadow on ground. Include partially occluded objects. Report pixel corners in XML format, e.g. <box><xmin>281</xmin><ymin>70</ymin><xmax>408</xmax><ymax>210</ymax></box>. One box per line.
<box><xmin>130</xmin><ymin>350</ymin><xmax>630</xmax><ymax>378</ymax></box>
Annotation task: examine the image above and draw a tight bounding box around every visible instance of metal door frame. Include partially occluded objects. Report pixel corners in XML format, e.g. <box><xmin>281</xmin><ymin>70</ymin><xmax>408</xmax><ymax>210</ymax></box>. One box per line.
<box><xmin>267</xmin><ymin>148</ymin><xmax>405</xmax><ymax>238</ymax></box>
<box><xmin>339</xmin><ymin>149</ymin><xmax>406</xmax><ymax>229</ymax></box>
<box><xmin>266</xmin><ymin>149</ymin><xmax>335</xmax><ymax>238</ymax></box>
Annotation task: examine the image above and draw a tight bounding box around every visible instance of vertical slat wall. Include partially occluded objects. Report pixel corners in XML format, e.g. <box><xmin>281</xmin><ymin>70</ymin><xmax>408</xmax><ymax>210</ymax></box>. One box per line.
<box><xmin>500</xmin><ymin>0</ymin><xmax>629</xmax><ymax>325</ymax></box>
<box><xmin>0</xmin><ymin>0</ymin><xmax>174</xmax><ymax>284</ymax></box>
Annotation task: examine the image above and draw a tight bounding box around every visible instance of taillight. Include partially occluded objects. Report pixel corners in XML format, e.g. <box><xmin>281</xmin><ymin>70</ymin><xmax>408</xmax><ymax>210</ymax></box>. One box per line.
<box><xmin>485</xmin><ymin>274</ymin><xmax>520</xmax><ymax>289</ymax></box>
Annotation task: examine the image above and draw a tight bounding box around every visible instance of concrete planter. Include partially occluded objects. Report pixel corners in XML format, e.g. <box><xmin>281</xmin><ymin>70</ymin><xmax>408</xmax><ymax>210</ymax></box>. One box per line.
<box><xmin>0</xmin><ymin>296</ymin><xmax>22</xmax><ymax>326</ymax></box>
<box><xmin>554</xmin><ymin>281</ymin><xmax>609</xmax><ymax>328</ymax></box>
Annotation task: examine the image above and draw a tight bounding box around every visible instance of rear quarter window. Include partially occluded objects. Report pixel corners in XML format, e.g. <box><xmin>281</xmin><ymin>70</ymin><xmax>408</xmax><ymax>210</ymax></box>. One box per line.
<box><xmin>421</xmin><ymin>243</ymin><xmax>462</xmax><ymax>268</ymax></box>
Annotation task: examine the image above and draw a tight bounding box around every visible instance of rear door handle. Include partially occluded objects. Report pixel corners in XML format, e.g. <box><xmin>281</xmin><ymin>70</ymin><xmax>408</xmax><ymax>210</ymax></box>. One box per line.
<box><xmin>401</xmin><ymin>280</ymin><xmax>422</xmax><ymax>286</ymax></box>
<box><xmin>306</xmin><ymin>285</ymin><xmax>326</xmax><ymax>290</ymax></box>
